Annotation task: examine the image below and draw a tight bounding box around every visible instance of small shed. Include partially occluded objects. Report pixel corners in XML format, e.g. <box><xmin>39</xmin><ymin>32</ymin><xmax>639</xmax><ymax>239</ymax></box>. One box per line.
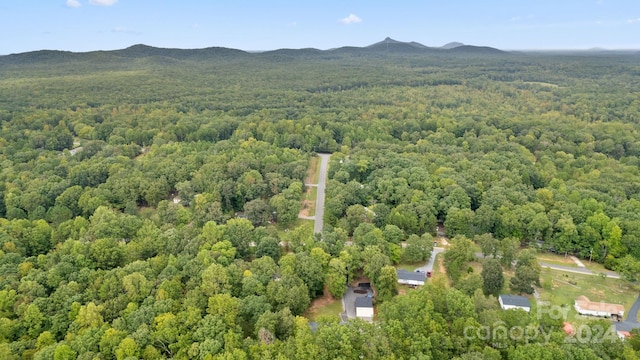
<box><xmin>397</xmin><ymin>269</ymin><xmax>426</xmax><ymax>286</ymax></box>
<box><xmin>355</xmin><ymin>297</ymin><xmax>374</xmax><ymax>321</ymax></box>
<box><xmin>498</xmin><ymin>294</ymin><xmax>531</xmax><ymax>312</ymax></box>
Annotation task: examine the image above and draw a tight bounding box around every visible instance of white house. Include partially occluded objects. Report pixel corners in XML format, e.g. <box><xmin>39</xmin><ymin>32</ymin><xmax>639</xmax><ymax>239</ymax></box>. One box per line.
<box><xmin>575</xmin><ymin>296</ymin><xmax>624</xmax><ymax>320</ymax></box>
<box><xmin>397</xmin><ymin>269</ymin><xmax>426</xmax><ymax>286</ymax></box>
<box><xmin>355</xmin><ymin>297</ymin><xmax>374</xmax><ymax>321</ymax></box>
<box><xmin>498</xmin><ymin>294</ymin><xmax>531</xmax><ymax>312</ymax></box>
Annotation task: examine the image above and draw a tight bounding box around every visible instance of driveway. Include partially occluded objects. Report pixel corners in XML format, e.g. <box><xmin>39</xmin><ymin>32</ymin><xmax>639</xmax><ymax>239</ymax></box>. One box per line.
<box><xmin>616</xmin><ymin>295</ymin><xmax>640</xmax><ymax>332</ymax></box>
<box><xmin>313</xmin><ymin>153</ymin><xmax>331</xmax><ymax>234</ymax></box>
<box><xmin>415</xmin><ymin>247</ymin><xmax>444</xmax><ymax>273</ymax></box>
<box><xmin>342</xmin><ymin>285</ymin><xmax>371</xmax><ymax>319</ymax></box>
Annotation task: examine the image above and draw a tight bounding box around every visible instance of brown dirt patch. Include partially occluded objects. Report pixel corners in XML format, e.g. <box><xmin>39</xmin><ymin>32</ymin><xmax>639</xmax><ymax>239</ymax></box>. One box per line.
<box><xmin>538</xmin><ymin>254</ymin><xmax>575</xmax><ymax>265</ymax></box>
<box><xmin>438</xmin><ymin>256</ymin><xmax>446</xmax><ymax>274</ymax></box>
<box><xmin>298</xmin><ymin>198</ymin><xmax>315</xmax><ymax>217</ymax></box>
<box><xmin>306</xmin><ymin>157</ymin><xmax>319</xmax><ymax>184</ymax></box>
<box><xmin>305</xmin><ymin>288</ymin><xmax>337</xmax><ymax>318</ymax></box>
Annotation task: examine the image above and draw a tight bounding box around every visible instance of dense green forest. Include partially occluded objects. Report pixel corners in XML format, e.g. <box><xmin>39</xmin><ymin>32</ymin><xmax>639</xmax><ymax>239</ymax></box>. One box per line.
<box><xmin>1</xmin><ymin>44</ymin><xmax>640</xmax><ymax>359</ymax></box>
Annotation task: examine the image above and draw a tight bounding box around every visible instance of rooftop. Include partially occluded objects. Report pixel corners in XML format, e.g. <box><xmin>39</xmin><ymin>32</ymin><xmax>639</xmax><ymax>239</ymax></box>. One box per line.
<box><xmin>397</xmin><ymin>269</ymin><xmax>426</xmax><ymax>282</ymax></box>
<box><xmin>355</xmin><ymin>297</ymin><xmax>373</xmax><ymax>308</ymax></box>
<box><xmin>575</xmin><ymin>295</ymin><xmax>624</xmax><ymax>314</ymax></box>
<box><xmin>499</xmin><ymin>294</ymin><xmax>531</xmax><ymax>308</ymax></box>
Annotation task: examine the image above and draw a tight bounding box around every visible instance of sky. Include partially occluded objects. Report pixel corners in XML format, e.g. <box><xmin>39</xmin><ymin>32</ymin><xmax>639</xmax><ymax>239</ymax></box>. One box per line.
<box><xmin>1</xmin><ymin>0</ymin><xmax>640</xmax><ymax>54</ymax></box>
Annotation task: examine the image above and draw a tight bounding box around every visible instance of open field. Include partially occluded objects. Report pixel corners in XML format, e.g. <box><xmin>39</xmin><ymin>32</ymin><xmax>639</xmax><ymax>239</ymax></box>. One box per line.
<box><xmin>537</xmin><ymin>253</ymin><xmax>578</xmax><ymax>267</ymax></box>
<box><xmin>537</xmin><ymin>268</ymin><xmax>638</xmax><ymax>324</ymax></box>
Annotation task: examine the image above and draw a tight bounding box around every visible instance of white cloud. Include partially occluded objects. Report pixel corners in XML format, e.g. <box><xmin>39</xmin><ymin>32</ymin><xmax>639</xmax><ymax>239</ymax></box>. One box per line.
<box><xmin>66</xmin><ymin>0</ymin><xmax>81</xmax><ymax>8</ymax></box>
<box><xmin>628</xmin><ymin>18</ymin><xmax>640</xmax><ymax>23</ymax></box>
<box><xmin>90</xmin><ymin>0</ymin><xmax>118</xmax><ymax>6</ymax></box>
<box><xmin>340</xmin><ymin>14</ymin><xmax>362</xmax><ymax>25</ymax></box>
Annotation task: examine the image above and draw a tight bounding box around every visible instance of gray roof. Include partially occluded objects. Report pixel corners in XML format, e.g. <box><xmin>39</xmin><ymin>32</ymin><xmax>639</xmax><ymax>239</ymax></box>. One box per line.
<box><xmin>397</xmin><ymin>269</ymin><xmax>426</xmax><ymax>282</ymax></box>
<box><xmin>499</xmin><ymin>294</ymin><xmax>531</xmax><ymax>308</ymax></box>
<box><xmin>355</xmin><ymin>297</ymin><xmax>373</xmax><ymax>308</ymax></box>
<box><xmin>308</xmin><ymin>321</ymin><xmax>318</xmax><ymax>332</ymax></box>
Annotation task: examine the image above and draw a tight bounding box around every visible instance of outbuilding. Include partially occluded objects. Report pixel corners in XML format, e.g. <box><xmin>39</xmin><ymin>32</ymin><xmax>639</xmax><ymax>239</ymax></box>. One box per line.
<box><xmin>498</xmin><ymin>294</ymin><xmax>531</xmax><ymax>312</ymax></box>
<box><xmin>355</xmin><ymin>297</ymin><xmax>374</xmax><ymax>321</ymax></box>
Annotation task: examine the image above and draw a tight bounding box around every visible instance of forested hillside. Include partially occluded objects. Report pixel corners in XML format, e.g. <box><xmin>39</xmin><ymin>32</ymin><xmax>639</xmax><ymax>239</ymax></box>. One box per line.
<box><xmin>1</xmin><ymin>46</ymin><xmax>640</xmax><ymax>359</ymax></box>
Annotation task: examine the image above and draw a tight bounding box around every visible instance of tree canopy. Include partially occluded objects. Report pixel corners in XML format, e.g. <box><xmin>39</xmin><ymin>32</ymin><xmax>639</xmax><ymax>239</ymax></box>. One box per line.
<box><xmin>1</xmin><ymin>48</ymin><xmax>639</xmax><ymax>359</ymax></box>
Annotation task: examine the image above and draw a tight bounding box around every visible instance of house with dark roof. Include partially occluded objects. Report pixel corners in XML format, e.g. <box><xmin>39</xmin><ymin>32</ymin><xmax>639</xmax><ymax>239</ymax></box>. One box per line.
<box><xmin>355</xmin><ymin>297</ymin><xmax>374</xmax><ymax>321</ymax></box>
<box><xmin>498</xmin><ymin>294</ymin><xmax>531</xmax><ymax>312</ymax></box>
<box><xmin>397</xmin><ymin>269</ymin><xmax>426</xmax><ymax>286</ymax></box>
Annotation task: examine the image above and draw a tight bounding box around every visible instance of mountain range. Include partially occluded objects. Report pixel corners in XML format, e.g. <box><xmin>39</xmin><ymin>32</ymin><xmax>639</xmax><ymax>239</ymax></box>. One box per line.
<box><xmin>0</xmin><ymin>38</ymin><xmax>508</xmax><ymax>66</ymax></box>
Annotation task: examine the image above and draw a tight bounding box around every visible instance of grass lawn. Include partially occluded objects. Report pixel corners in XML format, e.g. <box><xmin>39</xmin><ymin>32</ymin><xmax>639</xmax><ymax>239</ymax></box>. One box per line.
<box><xmin>537</xmin><ymin>268</ymin><xmax>639</xmax><ymax>324</ymax></box>
<box><xmin>306</xmin><ymin>297</ymin><xmax>343</xmax><ymax>321</ymax></box>
<box><xmin>274</xmin><ymin>219</ymin><xmax>314</xmax><ymax>241</ymax></box>
<box><xmin>397</xmin><ymin>283</ymin><xmax>420</xmax><ymax>296</ymax></box>
<box><xmin>537</xmin><ymin>253</ymin><xmax>579</xmax><ymax>267</ymax></box>
<box><xmin>468</xmin><ymin>260</ymin><xmax>483</xmax><ymax>274</ymax></box>
<box><xmin>537</xmin><ymin>252</ymin><xmax>618</xmax><ymax>275</ymax></box>
<box><xmin>582</xmin><ymin>260</ymin><xmax>616</xmax><ymax>275</ymax></box>
<box><xmin>431</xmin><ymin>253</ymin><xmax>444</xmax><ymax>275</ymax></box>
<box><xmin>301</xmin><ymin>186</ymin><xmax>317</xmax><ymax>216</ymax></box>
<box><xmin>296</xmin><ymin>218</ymin><xmax>314</xmax><ymax>230</ymax></box>
<box><xmin>428</xmin><ymin>253</ymin><xmax>451</xmax><ymax>287</ymax></box>
<box><xmin>396</xmin><ymin>261</ymin><xmax>422</xmax><ymax>272</ymax></box>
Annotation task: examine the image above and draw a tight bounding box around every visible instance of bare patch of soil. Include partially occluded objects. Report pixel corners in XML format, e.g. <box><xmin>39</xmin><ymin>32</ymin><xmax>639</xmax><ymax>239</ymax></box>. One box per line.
<box><xmin>306</xmin><ymin>157</ymin><xmax>319</xmax><ymax>184</ymax></box>
<box><xmin>305</xmin><ymin>287</ymin><xmax>337</xmax><ymax>318</ymax></box>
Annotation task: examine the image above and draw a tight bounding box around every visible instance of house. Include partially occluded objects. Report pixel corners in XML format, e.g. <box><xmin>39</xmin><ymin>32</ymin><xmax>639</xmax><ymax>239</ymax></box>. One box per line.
<box><xmin>563</xmin><ymin>322</ymin><xmax>574</xmax><ymax>335</ymax></box>
<box><xmin>617</xmin><ymin>330</ymin><xmax>631</xmax><ymax>340</ymax></box>
<box><xmin>498</xmin><ymin>294</ymin><xmax>531</xmax><ymax>312</ymax></box>
<box><xmin>574</xmin><ymin>296</ymin><xmax>624</xmax><ymax>320</ymax></box>
<box><xmin>355</xmin><ymin>297</ymin><xmax>374</xmax><ymax>321</ymax></box>
<box><xmin>397</xmin><ymin>269</ymin><xmax>426</xmax><ymax>286</ymax></box>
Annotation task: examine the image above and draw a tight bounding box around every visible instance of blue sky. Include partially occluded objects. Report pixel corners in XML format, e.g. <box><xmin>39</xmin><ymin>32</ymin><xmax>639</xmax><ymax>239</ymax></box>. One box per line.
<box><xmin>1</xmin><ymin>0</ymin><xmax>639</xmax><ymax>54</ymax></box>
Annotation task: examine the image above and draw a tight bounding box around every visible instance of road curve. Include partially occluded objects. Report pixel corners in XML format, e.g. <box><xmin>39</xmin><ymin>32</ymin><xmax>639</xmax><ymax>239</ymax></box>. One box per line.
<box><xmin>313</xmin><ymin>153</ymin><xmax>331</xmax><ymax>234</ymax></box>
<box><xmin>414</xmin><ymin>247</ymin><xmax>445</xmax><ymax>273</ymax></box>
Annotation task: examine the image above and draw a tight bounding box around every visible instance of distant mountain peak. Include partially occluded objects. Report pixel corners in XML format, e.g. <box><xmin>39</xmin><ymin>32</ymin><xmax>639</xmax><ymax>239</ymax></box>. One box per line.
<box><xmin>369</xmin><ymin>37</ymin><xmax>404</xmax><ymax>46</ymax></box>
<box><xmin>441</xmin><ymin>42</ymin><xmax>464</xmax><ymax>49</ymax></box>
<box><xmin>366</xmin><ymin>37</ymin><xmax>429</xmax><ymax>50</ymax></box>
